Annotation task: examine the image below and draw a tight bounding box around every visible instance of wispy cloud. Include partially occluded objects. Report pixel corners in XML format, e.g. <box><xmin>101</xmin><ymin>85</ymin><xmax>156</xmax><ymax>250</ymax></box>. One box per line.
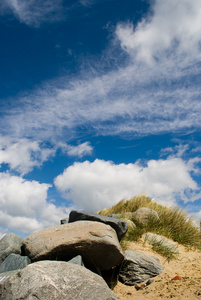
<box><xmin>59</xmin><ymin>141</ymin><xmax>93</xmax><ymax>158</ymax></box>
<box><xmin>0</xmin><ymin>0</ymin><xmax>98</xmax><ymax>27</ymax></box>
<box><xmin>1</xmin><ymin>0</ymin><xmax>201</xmax><ymax>141</ymax></box>
<box><xmin>0</xmin><ymin>0</ymin><xmax>65</xmax><ymax>26</ymax></box>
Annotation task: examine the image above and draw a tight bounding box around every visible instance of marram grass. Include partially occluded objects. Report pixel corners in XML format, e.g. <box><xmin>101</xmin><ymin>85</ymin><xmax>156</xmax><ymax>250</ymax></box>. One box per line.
<box><xmin>98</xmin><ymin>195</ymin><xmax>201</xmax><ymax>252</ymax></box>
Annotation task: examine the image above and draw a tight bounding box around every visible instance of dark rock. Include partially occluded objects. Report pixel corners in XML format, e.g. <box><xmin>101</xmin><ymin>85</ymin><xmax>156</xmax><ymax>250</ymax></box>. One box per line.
<box><xmin>119</xmin><ymin>250</ymin><xmax>164</xmax><ymax>285</ymax></box>
<box><xmin>68</xmin><ymin>210</ymin><xmax>128</xmax><ymax>241</ymax></box>
<box><xmin>0</xmin><ymin>233</ymin><xmax>23</xmax><ymax>264</ymax></box>
<box><xmin>60</xmin><ymin>217</ymin><xmax>68</xmax><ymax>224</ymax></box>
<box><xmin>132</xmin><ymin>207</ymin><xmax>159</xmax><ymax>225</ymax></box>
<box><xmin>23</xmin><ymin>221</ymin><xmax>124</xmax><ymax>271</ymax></box>
<box><xmin>0</xmin><ymin>260</ymin><xmax>119</xmax><ymax>300</ymax></box>
<box><xmin>0</xmin><ymin>254</ymin><xmax>31</xmax><ymax>274</ymax></box>
<box><xmin>108</xmin><ymin>213</ymin><xmax>136</xmax><ymax>232</ymax></box>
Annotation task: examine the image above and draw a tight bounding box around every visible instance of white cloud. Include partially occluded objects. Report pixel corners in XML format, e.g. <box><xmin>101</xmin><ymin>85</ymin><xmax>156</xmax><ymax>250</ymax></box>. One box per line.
<box><xmin>0</xmin><ymin>136</ymin><xmax>93</xmax><ymax>175</ymax></box>
<box><xmin>0</xmin><ymin>227</ymin><xmax>8</xmax><ymax>240</ymax></box>
<box><xmin>0</xmin><ymin>0</ymin><xmax>64</xmax><ymax>27</ymax></box>
<box><xmin>54</xmin><ymin>157</ymin><xmax>199</xmax><ymax>212</ymax></box>
<box><xmin>0</xmin><ymin>173</ymin><xmax>71</xmax><ymax>235</ymax></box>
<box><xmin>0</xmin><ymin>136</ymin><xmax>55</xmax><ymax>175</ymax></box>
<box><xmin>160</xmin><ymin>144</ymin><xmax>190</xmax><ymax>158</ymax></box>
<box><xmin>115</xmin><ymin>0</ymin><xmax>201</xmax><ymax>63</ymax></box>
<box><xmin>1</xmin><ymin>0</ymin><xmax>201</xmax><ymax>141</ymax></box>
<box><xmin>59</xmin><ymin>141</ymin><xmax>93</xmax><ymax>157</ymax></box>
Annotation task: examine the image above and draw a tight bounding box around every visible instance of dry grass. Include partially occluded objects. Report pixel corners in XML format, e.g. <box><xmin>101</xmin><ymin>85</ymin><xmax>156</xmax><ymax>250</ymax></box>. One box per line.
<box><xmin>98</xmin><ymin>194</ymin><xmax>201</xmax><ymax>251</ymax></box>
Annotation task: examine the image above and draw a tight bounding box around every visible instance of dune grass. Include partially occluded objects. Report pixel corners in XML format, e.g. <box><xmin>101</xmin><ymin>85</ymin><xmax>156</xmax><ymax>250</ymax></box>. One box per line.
<box><xmin>98</xmin><ymin>195</ymin><xmax>201</xmax><ymax>251</ymax></box>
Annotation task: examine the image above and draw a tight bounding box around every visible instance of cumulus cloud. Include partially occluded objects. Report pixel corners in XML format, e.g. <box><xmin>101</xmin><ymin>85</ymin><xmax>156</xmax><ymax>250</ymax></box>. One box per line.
<box><xmin>0</xmin><ymin>137</ymin><xmax>93</xmax><ymax>174</ymax></box>
<box><xmin>0</xmin><ymin>173</ymin><xmax>71</xmax><ymax>235</ymax></box>
<box><xmin>115</xmin><ymin>0</ymin><xmax>201</xmax><ymax>63</ymax></box>
<box><xmin>54</xmin><ymin>157</ymin><xmax>199</xmax><ymax>212</ymax></box>
<box><xmin>0</xmin><ymin>136</ymin><xmax>55</xmax><ymax>175</ymax></box>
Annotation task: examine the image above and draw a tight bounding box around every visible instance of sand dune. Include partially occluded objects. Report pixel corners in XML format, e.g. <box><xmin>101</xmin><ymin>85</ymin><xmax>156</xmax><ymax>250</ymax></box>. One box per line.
<box><xmin>114</xmin><ymin>241</ymin><xmax>201</xmax><ymax>299</ymax></box>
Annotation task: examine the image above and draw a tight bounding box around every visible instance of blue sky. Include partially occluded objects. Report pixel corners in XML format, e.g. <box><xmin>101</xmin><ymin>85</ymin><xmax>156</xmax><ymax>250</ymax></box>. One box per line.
<box><xmin>0</xmin><ymin>0</ymin><xmax>201</xmax><ymax>238</ymax></box>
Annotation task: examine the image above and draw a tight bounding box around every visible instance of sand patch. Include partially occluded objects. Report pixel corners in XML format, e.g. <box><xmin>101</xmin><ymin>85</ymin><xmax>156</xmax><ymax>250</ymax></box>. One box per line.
<box><xmin>114</xmin><ymin>241</ymin><xmax>201</xmax><ymax>299</ymax></box>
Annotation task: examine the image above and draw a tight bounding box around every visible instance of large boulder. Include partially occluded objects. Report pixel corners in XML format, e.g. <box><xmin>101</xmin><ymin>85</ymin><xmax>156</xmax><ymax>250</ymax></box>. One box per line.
<box><xmin>0</xmin><ymin>254</ymin><xmax>31</xmax><ymax>274</ymax></box>
<box><xmin>119</xmin><ymin>250</ymin><xmax>164</xmax><ymax>285</ymax></box>
<box><xmin>23</xmin><ymin>221</ymin><xmax>124</xmax><ymax>271</ymax></box>
<box><xmin>67</xmin><ymin>210</ymin><xmax>128</xmax><ymax>241</ymax></box>
<box><xmin>132</xmin><ymin>207</ymin><xmax>159</xmax><ymax>225</ymax></box>
<box><xmin>0</xmin><ymin>233</ymin><xmax>23</xmax><ymax>264</ymax></box>
<box><xmin>0</xmin><ymin>260</ymin><xmax>119</xmax><ymax>300</ymax></box>
<box><xmin>144</xmin><ymin>233</ymin><xmax>179</xmax><ymax>254</ymax></box>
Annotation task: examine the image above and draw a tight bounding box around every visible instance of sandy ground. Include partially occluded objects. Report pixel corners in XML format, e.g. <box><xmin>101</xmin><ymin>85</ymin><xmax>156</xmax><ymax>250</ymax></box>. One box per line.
<box><xmin>113</xmin><ymin>240</ymin><xmax>201</xmax><ymax>299</ymax></box>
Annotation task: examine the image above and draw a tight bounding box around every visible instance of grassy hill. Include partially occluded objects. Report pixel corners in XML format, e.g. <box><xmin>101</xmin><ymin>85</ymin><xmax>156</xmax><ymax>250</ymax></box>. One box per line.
<box><xmin>98</xmin><ymin>195</ymin><xmax>201</xmax><ymax>258</ymax></box>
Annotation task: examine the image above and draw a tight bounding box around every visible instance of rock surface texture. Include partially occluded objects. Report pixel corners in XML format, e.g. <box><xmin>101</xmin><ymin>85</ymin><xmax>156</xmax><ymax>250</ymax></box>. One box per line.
<box><xmin>119</xmin><ymin>250</ymin><xmax>164</xmax><ymax>285</ymax></box>
<box><xmin>0</xmin><ymin>254</ymin><xmax>31</xmax><ymax>274</ymax></box>
<box><xmin>132</xmin><ymin>207</ymin><xmax>159</xmax><ymax>225</ymax></box>
<box><xmin>0</xmin><ymin>270</ymin><xmax>19</xmax><ymax>284</ymax></box>
<box><xmin>67</xmin><ymin>210</ymin><xmax>128</xmax><ymax>241</ymax></box>
<box><xmin>0</xmin><ymin>233</ymin><xmax>23</xmax><ymax>264</ymax></box>
<box><xmin>0</xmin><ymin>260</ymin><xmax>119</xmax><ymax>300</ymax></box>
<box><xmin>23</xmin><ymin>221</ymin><xmax>124</xmax><ymax>270</ymax></box>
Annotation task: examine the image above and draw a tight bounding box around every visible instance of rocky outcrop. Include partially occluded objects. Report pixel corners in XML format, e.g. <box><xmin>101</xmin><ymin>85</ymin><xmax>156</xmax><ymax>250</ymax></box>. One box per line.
<box><xmin>144</xmin><ymin>233</ymin><xmax>179</xmax><ymax>253</ymax></box>
<box><xmin>0</xmin><ymin>209</ymin><xmax>167</xmax><ymax>298</ymax></box>
<box><xmin>132</xmin><ymin>207</ymin><xmax>159</xmax><ymax>225</ymax></box>
<box><xmin>67</xmin><ymin>210</ymin><xmax>128</xmax><ymax>241</ymax></box>
<box><xmin>0</xmin><ymin>254</ymin><xmax>30</xmax><ymax>274</ymax></box>
<box><xmin>0</xmin><ymin>233</ymin><xmax>23</xmax><ymax>264</ymax></box>
<box><xmin>0</xmin><ymin>261</ymin><xmax>119</xmax><ymax>300</ymax></box>
<box><xmin>119</xmin><ymin>250</ymin><xmax>164</xmax><ymax>285</ymax></box>
<box><xmin>23</xmin><ymin>221</ymin><xmax>124</xmax><ymax>271</ymax></box>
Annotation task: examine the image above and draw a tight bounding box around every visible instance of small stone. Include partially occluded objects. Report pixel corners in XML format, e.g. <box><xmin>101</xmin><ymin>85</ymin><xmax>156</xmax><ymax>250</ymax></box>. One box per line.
<box><xmin>171</xmin><ymin>275</ymin><xmax>182</xmax><ymax>280</ymax></box>
<box><xmin>68</xmin><ymin>255</ymin><xmax>84</xmax><ymax>266</ymax></box>
<box><xmin>146</xmin><ymin>279</ymin><xmax>154</xmax><ymax>286</ymax></box>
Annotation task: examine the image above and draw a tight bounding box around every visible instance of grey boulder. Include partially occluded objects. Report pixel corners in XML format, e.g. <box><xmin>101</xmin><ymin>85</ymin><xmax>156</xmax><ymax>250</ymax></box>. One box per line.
<box><xmin>23</xmin><ymin>221</ymin><xmax>124</xmax><ymax>271</ymax></box>
<box><xmin>0</xmin><ymin>260</ymin><xmax>119</xmax><ymax>300</ymax></box>
<box><xmin>0</xmin><ymin>233</ymin><xmax>23</xmax><ymax>264</ymax></box>
<box><xmin>68</xmin><ymin>255</ymin><xmax>84</xmax><ymax>266</ymax></box>
<box><xmin>144</xmin><ymin>233</ymin><xmax>178</xmax><ymax>254</ymax></box>
<box><xmin>119</xmin><ymin>250</ymin><xmax>164</xmax><ymax>285</ymax></box>
<box><xmin>68</xmin><ymin>210</ymin><xmax>128</xmax><ymax>241</ymax></box>
<box><xmin>132</xmin><ymin>207</ymin><xmax>159</xmax><ymax>225</ymax></box>
<box><xmin>0</xmin><ymin>254</ymin><xmax>31</xmax><ymax>274</ymax></box>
